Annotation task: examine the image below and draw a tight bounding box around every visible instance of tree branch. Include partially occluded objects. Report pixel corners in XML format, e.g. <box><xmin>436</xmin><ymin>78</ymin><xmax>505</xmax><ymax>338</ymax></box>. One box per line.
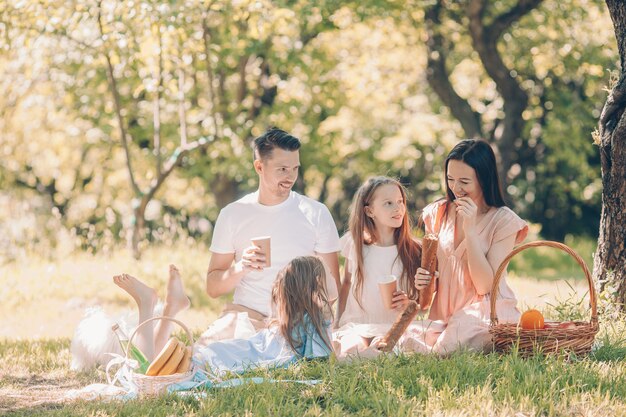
<box><xmin>178</xmin><ymin>65</ymin><xmax>188</xmax><ymax>147</ymax></box>
<box><xmin>467</xmin><ymin>0</ymin><xmax>533</xmax><ymax>104</ymax></box>
<box><xmin>70</xmin><ymin>145</ymin><xmax>94</xmax><ymax>193</ymax></box>
<box><xmin>15</xmin><ymin>166</ymin><xmax>67</xmax><ymax>216</ymax></box>
<box><xmin>467</xmin><ymin>0</ymin><xmax>541</xmax><ymax>177</ymax></box>
<box><xmin>246</xmin><ymin>56</ymin><xmax>277</xmax><ymax>124</ymax></box>
<box><xmin>237</xmin><ymin>55</ymin><xmax>250</xmax><ymax>105</ymax></box>
<box><xmin>96</xmin><ymin>1</ymin><xmax>141</xmax><ymax>196</ymax></box>
<box><xmin>202</xmin><ymin>18</ymin><xmax>222</xmax><ymax>137</ymax></box>
<box><xmin>142</xmin><ymin>136</ymin><xmax>215</xmax><ymax>205</ymax></box>
<box><xmin>423</xmin><ymin>1</ymin><xmax>483</xmax><ymax>139</ymax></box>
<box><xmin>489</xmin><ymin>0</ymin><xmax>543</xmax><ymax>41</ymax></box>
<box><xmin>153</xmin><ymin>22</ymin><xmax>163</xmax><ymax>176</ymax></box>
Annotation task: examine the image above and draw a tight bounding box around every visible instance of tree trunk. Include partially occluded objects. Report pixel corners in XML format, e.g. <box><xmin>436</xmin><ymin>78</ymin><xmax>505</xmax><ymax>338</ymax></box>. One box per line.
<box><xmin>594</xmin><ymin>0</ymin><xmax>626</xmax><ymax>308</ymax></box>
<box><xmin>211</xmin><ymin>174</ymin><xmax>240</xmax><ymax>209</ymax></box>
<box><xmin>423</xmin><ymin>0</ymin><xmax>541</xmax><ymax>191</ymax></box>
<box><xmin>131</xmin><ymin>200</ymin><xmax>148</xmax><ymax>260</ymax></box>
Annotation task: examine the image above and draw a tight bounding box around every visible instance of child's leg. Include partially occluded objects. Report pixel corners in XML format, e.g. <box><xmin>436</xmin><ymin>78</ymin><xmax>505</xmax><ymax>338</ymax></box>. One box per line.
<box><xmin>153</xmin><ymin>265</ymin><xmax>190</xmax><ymax>354</ymax></box>
<box><xmin>113</xmin><ymin>273</ymin><xmax>158</xmax><ymax>360</ymax></box>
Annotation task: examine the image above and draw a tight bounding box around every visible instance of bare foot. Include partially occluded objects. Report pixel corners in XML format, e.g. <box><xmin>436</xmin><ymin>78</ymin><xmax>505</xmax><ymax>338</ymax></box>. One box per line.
<box><xmin>113</xmin><ymin>273</ymin><xmax>157</xmax><ymax>311</ymax></box>
<box><xmin>165</xmin><ymin>264</ymin><xmax>190</xmax><ymax>315</ymax></box>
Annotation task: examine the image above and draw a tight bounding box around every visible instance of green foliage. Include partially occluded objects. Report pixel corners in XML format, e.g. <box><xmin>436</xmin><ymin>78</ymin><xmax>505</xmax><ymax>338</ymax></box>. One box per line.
<box><xmin>0</xmin><ymin>0</ymin><xmax>615</xmax><ymax>253</ymax></box>
<box><xmin>500</xmin><ymin>0</ymin><xmax>611</xmax><ymax>239</ymax></box>
<box><xmin>508</xmin><ymin>234</ymin><xmax>597</xmax><ymax>281</ymax></box>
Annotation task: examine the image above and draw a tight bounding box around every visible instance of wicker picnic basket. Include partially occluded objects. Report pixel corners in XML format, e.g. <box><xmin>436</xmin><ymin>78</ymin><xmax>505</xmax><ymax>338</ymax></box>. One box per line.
<box><xmin>489</xmin><ymin>240</ymin><xmax>599</xmax><ymax>357</ymax></box>
<box><xmin>127</xmin><ymin>316</ymin><xmax>195</xmax><ymax>395</ymax></box>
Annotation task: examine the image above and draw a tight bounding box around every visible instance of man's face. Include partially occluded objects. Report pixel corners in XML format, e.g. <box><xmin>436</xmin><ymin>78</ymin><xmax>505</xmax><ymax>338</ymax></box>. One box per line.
<box><xmin>254</xmin><ymin>148</ymin><xmax>300</xmax><ymax>201</ymax></box>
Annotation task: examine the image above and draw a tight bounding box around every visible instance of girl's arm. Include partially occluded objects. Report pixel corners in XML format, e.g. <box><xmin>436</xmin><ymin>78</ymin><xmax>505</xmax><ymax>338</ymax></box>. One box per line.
<box><xmin>316</xmin><ymin>251</ymin><xmax>340</xmax><ymax>302</ymax></box>
<box><xmin>336</xmin><ymin>265</ymin><xmax>352</xmax><ymax>325</ymax></box>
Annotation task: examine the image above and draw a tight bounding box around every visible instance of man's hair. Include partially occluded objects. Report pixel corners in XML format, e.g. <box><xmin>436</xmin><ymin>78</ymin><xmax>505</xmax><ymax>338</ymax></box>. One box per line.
<box><xmin>253</xmin><ymin>127</ymin><xmax>301</xmax><ymax>161</ymax></box>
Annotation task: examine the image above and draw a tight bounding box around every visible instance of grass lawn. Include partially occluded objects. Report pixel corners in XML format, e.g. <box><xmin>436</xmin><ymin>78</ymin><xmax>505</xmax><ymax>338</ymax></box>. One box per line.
<box><xmin>2</xmin><ymin>239</ymin><xmax>625</xmax><ymax>416</ymax></box>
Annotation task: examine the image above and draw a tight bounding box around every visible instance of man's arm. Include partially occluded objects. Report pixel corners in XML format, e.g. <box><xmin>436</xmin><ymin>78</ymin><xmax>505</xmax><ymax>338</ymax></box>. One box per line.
<box><xmin>316</xmin><ymin>251</ymin><xmax>340</xmax><ymax>302</ymax></box>
<box><xmin>206</xmin><ymin>252</ymin><xmax>244</xmax><ymax>298</ymax></box>
<box><xmin>206</xmin><ymin>245</ymin><xmax>268</xmax><ymax>298</ymax></box>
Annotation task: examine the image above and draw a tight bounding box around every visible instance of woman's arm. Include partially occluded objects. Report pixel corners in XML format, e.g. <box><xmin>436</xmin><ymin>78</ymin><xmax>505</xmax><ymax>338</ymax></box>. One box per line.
<box><xmin>465</xmin><ymin>232</ymin><xmax>516</xmax><ymax>295</ymax></box>
<box><xmin>455</xmin><ymin>197</ymin><xmax>518</xmax><ymax>295</ymax></box>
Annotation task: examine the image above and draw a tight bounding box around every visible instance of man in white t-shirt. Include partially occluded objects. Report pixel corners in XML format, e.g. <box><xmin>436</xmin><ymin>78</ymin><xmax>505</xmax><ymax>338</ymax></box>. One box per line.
<box><xmin>200</xmin><ymin>128</ymin><xmax>340</xmax><ymax>342</ymax></box>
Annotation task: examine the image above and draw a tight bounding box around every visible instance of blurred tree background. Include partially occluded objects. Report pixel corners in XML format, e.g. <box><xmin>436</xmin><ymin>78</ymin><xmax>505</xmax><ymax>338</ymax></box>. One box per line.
<box><xmin>0</xmin><ymin>0</ymin><xmax>615</xmax><ymax>260</ymax></box>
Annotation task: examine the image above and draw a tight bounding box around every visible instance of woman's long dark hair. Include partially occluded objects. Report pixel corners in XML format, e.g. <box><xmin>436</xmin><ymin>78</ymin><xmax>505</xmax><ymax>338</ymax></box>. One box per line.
<box><xmin>444</xmin><ymin>139</ymin><xmax>507</xmax><ymax>208</ymax></box>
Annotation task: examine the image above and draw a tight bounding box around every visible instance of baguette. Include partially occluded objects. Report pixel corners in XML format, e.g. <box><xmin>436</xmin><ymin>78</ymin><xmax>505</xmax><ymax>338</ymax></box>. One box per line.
<box><xmin>418</xmin><ymin>234</ymin><xmax>438</xmax><ymax>311</ymax></box>
<box><xmin>157</xmin><ymin>341</ymin><xmax>186</xmax><ymax>376</ymax></box>
<box><xmin>377</xmin><ymin>300</ymin><xmax>419</xmax><ymax>352</ymax></box>
<box><xmin>145</xmin><ymin>337</ymin><xmax>179</xmax><ymax>376</ymax></box>
<box><xmin>175</xmin><ymin>345</ymin><xmax>193</xmax><ymax>374</ymax></box>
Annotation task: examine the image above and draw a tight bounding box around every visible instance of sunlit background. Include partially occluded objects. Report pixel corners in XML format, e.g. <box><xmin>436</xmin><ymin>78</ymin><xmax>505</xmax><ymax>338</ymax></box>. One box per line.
<box><xmin>0</xmin><ymin>0</ymin><xmax>612</xmax><ymax>338</ymax></box>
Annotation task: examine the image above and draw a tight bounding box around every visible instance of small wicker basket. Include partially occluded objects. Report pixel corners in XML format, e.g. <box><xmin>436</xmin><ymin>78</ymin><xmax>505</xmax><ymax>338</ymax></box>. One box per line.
<box><xmin>489</xmin><ymin>240</ymin><xmax>599</xmax><ymax>357</ymax></box>
<box><xmin>127</xmin><ymin>316</ymin><xmax>195</xmax><ymax>395</ymax></box>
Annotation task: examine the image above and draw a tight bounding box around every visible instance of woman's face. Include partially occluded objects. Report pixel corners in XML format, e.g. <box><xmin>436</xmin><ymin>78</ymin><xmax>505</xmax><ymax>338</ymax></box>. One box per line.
<box><xmin>446</xmin><ymin>160</ymin><xmax>485</xmax><ymax>205</ymax></box>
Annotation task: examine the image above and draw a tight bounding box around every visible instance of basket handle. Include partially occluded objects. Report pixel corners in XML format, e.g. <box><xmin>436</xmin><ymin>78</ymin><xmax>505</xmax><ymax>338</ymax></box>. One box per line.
<box><xmin>126</xmin><ymin>316</ymin><xmax>193</xmax><ymax>360</ymax></box>
<box><xmin>489</xmin><ymin>240</ymin><xmax>597</xmax><ymax>326</ymax></box>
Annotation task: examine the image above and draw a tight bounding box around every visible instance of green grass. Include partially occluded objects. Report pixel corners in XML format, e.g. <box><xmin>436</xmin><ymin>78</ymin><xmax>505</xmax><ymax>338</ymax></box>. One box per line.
<box><xmin>2</xmin><ymin>330</ymin><xmax>626</xmax><ymax>416</ymax></box>
<box><xmin>1</xmin><ymin>236</ymin><xmax>620</xmax><ymax>416</ymax></box>
<box><xmin>508</xmin><ymin>235</ymin><xmax>597</xmax><ymax>281</ymax></box>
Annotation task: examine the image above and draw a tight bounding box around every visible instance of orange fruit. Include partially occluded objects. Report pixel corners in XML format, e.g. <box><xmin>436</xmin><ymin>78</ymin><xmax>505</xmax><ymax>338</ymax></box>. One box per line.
<box><xmin>519</xmin><ymin>309</ymin><xmax>545</xmax><ymax>330</ymax></box>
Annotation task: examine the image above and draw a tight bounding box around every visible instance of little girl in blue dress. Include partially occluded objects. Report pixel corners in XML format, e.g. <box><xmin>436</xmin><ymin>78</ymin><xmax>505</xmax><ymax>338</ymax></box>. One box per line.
<box><xmin>113</xmin><ymin>256</ymin><xmax>333</xmax><ymax>381</ymax></box>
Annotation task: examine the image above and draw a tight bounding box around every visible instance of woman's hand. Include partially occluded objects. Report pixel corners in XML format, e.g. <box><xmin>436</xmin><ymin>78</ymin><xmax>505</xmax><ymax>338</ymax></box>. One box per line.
<box><xmin>391</xmin><ymin>290</ymin><xmax>409</xmax><ymax>310</ymax></box>
<box><xmin>414</xmin><ymin>267</ymin><xmax>436</xmax><ymax>290</ymax></box>
<box><xmin>455</xmin><ymin>197</ymin><xmax>478</xmax><ymax>234</ymax></box>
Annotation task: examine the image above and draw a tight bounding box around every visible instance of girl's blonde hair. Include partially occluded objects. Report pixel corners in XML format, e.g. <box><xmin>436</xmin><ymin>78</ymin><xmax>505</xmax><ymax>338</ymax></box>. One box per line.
<box><xmin>271</xmin><ymin>256</ymin><xmax>333</xmax><ymax>354</ymax></box>
<box><xmin>348</xmin><ymin>176</ymin><xmax>422</xmax><ymax>306</ymax></box>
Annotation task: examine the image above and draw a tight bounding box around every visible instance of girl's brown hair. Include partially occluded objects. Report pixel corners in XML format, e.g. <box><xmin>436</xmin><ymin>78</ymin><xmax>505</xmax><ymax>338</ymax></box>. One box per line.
<box><xmin>348</xmin><ymin>176</ymin><xmax>422</xmax><ymax>306</ymax></box>
<box><xmin>271</xmin><ymin>256</ymin><xmax>333</xmax><ymax>354</ymax></box>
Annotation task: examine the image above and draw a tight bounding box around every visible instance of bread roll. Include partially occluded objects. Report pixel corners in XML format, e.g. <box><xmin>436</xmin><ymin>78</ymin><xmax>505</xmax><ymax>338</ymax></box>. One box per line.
<box><xmin>157</xmin><ymin>341</ymin><xmax>186</xmax><ymax>376</ymax></box>
<box><xmin>145</xmin><ymin>337</ymin><xmax>179</xmax><ymax>376</ymax></box>
<box><xmin>175</xmin><ymin>345</ymin><xmax>193</xmax><ymax>374</ymax></box>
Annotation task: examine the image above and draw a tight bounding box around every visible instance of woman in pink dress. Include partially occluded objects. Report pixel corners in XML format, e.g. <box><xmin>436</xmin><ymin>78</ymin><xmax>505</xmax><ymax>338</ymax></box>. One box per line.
<box><xmin>400</xmin><ymin>139</ymin><xmax>528</xmax><ymax>355</ymax></box>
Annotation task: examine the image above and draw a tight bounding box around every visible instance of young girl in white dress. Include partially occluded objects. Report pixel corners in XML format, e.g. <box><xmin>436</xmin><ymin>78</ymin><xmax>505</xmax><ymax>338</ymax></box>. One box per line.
<box><xmin>333</xmin><ymin>176</ymin><xmax>432</xmax><ymax>357</ymax></box>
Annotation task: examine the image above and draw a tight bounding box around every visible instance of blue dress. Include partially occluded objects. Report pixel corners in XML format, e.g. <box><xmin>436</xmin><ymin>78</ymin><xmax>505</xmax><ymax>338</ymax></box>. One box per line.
<box><xmin>191</xmin><ymin>316</ymin><xmax>332</xmax><ymax>378</ymax></box>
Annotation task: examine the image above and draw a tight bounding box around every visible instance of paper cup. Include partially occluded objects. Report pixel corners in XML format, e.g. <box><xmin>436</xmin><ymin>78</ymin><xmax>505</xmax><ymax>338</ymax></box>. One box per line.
<box><xmin>250</xmin><ymin>236</ymin><xmax>271</xmax><ymax>267</ymax></box>
<box><xmin>378</xmin><ymin>275</ymin><xmax>398</xmax><ymax>310</ymax></box>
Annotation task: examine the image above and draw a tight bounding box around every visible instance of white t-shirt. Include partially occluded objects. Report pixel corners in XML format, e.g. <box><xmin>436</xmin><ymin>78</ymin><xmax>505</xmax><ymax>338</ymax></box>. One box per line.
<box><xmin>210</xmin><ymin>191</ymin><xmax>340</xmax><ymax>316</ymax></box>
<box><xmin>338</xmin><ymin>233</ymin><xmax>404</xmax><ymax>327</ymax></box>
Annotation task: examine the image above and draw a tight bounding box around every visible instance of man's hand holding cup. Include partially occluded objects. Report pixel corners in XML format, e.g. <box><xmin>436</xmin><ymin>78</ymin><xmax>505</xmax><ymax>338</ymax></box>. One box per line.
<box><xmin>239</xmin><ymin>245</ymin><xmax>268</xmax><ymax>272</ymax></box>
<box><xmin>239</xmin><ymin>236</ymin><xmax>272</xmax><ymax>273</ymax></box>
